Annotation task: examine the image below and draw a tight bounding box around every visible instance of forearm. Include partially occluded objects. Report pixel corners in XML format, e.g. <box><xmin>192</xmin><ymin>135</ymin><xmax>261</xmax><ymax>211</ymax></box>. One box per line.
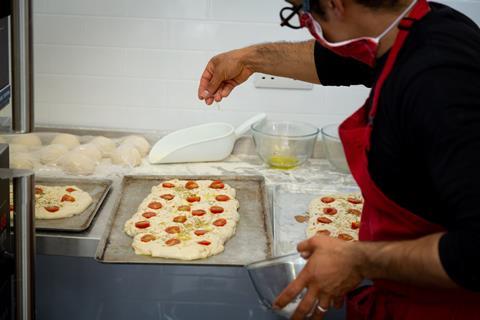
<box><xmin>240</xmin><ymin>40</ymin><xmax>320</xmax><ymax>84</ymax></box>
<box><xmin>355</xmin><ymin>232</ymin><xmax>457</xmax><ymax>288</ymax></box>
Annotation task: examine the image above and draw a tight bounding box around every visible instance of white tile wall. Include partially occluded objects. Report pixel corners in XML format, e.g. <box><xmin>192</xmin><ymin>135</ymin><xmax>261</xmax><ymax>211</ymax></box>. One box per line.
<box><xmin>32</xmin><ymin>0</ymin><xmax>480</xmax><ymax>132</ymax></box>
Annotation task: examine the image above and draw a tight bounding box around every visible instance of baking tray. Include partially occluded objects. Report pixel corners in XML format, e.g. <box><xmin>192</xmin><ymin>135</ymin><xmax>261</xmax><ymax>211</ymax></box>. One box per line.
<box><xmin>96</xmin><ymin>175</ymin><xmax>272</xmax><ymax>266</ymax></box>
<box><xmin>35</xmin><ymin>177</ymin><xmax>113</xmax><ymax>232</ymax></box>
<box><xmin>273</xmin><ymin>183</ymin><xmax>360</xmax><ymax>256</ymax></box>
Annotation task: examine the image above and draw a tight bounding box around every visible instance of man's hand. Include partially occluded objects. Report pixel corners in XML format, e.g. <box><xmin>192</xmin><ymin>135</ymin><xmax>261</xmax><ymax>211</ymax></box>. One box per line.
<box><xmin>197</xmin><ymin>41</ymin><xmax>319</xmax><ymax>106</ymax></box>
<box><xmin>198</xmin><ymin>49</ymin><xmax>253</xmax><ymax>106</ymax></box>
<box><xmin>273</xmin><ymin>235</ymin><xmax>363</xmax><ymax>320</ymax></box>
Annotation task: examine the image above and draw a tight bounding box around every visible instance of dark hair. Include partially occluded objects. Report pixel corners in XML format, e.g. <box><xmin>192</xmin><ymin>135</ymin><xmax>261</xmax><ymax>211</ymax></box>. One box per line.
<box><xmin>311</xmin><ymin>0</ymin><xmax>402</xmax><ymax>17</ymax></box>
<box><xmin>355</xmin><ymin>0</ymin><xmax>401</xmax><ymax>8</ymax></box>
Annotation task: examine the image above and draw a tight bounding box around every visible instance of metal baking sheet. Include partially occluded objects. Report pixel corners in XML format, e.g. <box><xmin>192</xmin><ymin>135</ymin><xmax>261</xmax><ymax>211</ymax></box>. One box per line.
<box><xmin>35</xmin><ymin>177</ymin><xmax>113</xmax><ymax>232</ymax></box>
<box><xmin>96</xmin><ymin>175</ymin><xmax>272</xmax><ymax>266</ymax></box>
<box><xmin>273</xmin><ymin>183</ymin><xmax>360</xmax><ymax>256</ymax></box>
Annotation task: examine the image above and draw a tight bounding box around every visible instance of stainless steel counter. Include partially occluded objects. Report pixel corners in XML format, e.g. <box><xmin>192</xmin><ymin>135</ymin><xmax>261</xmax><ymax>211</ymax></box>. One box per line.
<box><xmin>32</xmin><ymin>127</ymin><xmax>355</xmax><ymax>258</ymax></box>
<box><xmin>36</xmin><ymin>155</ymin><xmax>355</xmax><ymax>258</ymax></box>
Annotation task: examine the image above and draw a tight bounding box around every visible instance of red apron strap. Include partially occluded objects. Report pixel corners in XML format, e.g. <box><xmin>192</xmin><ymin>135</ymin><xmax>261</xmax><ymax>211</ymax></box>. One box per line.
<box><xmin>365</xmin><ymin>0</ymin><xmax>431</xmax><ymax>151</ymax></box>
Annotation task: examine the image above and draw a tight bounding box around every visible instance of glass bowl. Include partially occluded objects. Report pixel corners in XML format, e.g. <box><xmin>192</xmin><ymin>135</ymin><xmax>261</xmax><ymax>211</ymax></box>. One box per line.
<box><xmin>247</xmin><ymin>253</ymin><xmax>306</xmax><ymax>318</ymax></box>
<box><xmin>251</xmin><ymin>120</ymin><xmax>319</xmax><ymax>170</ymax></box>
<box><xmin>321</xmin><ymin>124</ymin><xmax>350</xmax><ymax>173</ymax></box>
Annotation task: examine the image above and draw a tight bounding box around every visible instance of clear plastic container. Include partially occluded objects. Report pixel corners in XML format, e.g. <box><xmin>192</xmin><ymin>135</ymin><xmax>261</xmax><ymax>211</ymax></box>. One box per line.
<box><xmin>321</xmin><ymin>124</ymin><xmax>350</xmax><ymax>173</ymax></box>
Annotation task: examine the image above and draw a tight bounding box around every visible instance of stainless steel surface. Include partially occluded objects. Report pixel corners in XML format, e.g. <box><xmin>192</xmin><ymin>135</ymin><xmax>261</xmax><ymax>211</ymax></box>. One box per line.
<box><xmin>0</xmin><ymin>169</ymin><xmax>35</xmax><ymax>320</ymax></box>
<box><xmin>96</xmin><ymin>175</ymin><xmax>273</xmax><ymax>266</ymax></box>
<box><xmin>30</xmin><ymin>127</ymin><xmax>357</xmax><ymax>258</ymax></box>
<box><xmin>247</xmin><ymin>253</ymin><xmax>306</xmax><ymax>318</ymax></box>
<box><xmin>11</xmin><ymin>0</ymin><xmax>34</xmax><ymax>133</ymax></box>
<box><xmin>35</xmin><ymin>177</ymin><xmax>112</xmax><ymax>232</ymax></box>
<box><xmin>273</xmin><ymin>184</ymin><xmax>360</xmax><ymax>256</ymax></box>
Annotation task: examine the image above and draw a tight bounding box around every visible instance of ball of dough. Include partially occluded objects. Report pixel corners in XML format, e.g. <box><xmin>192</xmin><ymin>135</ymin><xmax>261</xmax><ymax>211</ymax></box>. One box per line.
<box><xmin>38</xmin><ymin>144</ymin><xmax>69</xmax><ymax>165</ymax></box>
<box><xmin>11</xmin><ymin>133</ymin><xmax>42</xmax><ymax>148</ymax></box>
<box><xmin>111</xmin><ymin>144</ymin><xmax>142</xmax><ymax>167</ymax></box>
<box><xmin>90</xmin><ymin>136</ymin><xmax>116</xmax><ymax>157</ymax></box>
<box><xmin>9</xmin><ymin>143</ymin><xmax>29</xmax><ymax>155</ymax></box>
<box><xmin>73</xmin><ymin>144</ymin><xmax>102</xmax><ymax>162</ymax></box>
<box><xmin>58</xmin><ymin>152</ymin><xmax>96</xmax><ymax>175</ymax></box>
<box><xmin>122</xmin><ymin>135</ymin><xmax>150</xmax><ymax>157</ymax></box>
<box><xmin>10</xmin><ymin>153</ymin><xmax>36</xmax><ymax>170</ymax></box>
<box><xmin>50</xmin><ymin>133</ymin><xmax>80</xmax><ymax>150</ymax></box>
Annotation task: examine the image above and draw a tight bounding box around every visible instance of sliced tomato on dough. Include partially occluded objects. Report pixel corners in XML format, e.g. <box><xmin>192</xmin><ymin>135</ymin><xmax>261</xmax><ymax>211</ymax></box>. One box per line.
<box><xmin>192</xmin><ymin>209</ymin><xmax>206</xmax><ymax>216</ymax></box>
<box><xmin>186</xmin><ymin>195</ymin><xmax>201</xmax><ymax>203</ymax></box>
<box><xmin>323</xmin><ymin>207</ymin><xmax>337</xmax><ymax>215</ymax></box>
<box><xmin>135</xmin><ymin>221</ymin><xmax>150</xmax><ymax>229</ymax></box>
<box><xmin>185</xmin><ymin>181</ymin><xmax>199</xmax><ymax>190</ymax></box>
<box><xmin>148</xmin><ymin>201</ymin><xmax>162</xmax><ymax>210</ymax></box>
<box><xmin>213</xmin><ymin>218</ymin><xmax>227</xmax><ymax>227</ymax></box>
<box><xmin>165</xmin><ymin>238</ymin><xmax>180</xmax><ymax>246</ymax></box>
<box><xmin>197</xmin><ymin>240</ymin><xmax>211</xmax><ymax>246</ymax></box>
<box><xmin>351</xmin><ymin>221</ymin><xmax>360</xmax><ymax>230</ymax></box>
<box><xmin>160</xmin><ymin>194</ymin><xmax>175</xmax><ymax>200</ymax></box>
<box><xmin>162</xmin><ymin>182</ymin><xmax>175</xmax><ymax>188</ymax></box>
<box><xmin>316</xmin><ymin>230</ymin><xmax>331</xmax><ymax>236</ymax></box>
<box><xmin>173</xmin><ymin>216</ymin><xmax>187</xmax><ymax>223</ymax></box>
<box><xmin>141</xmin><ymin>234</ymin><xmax>156</xmax><ymax>242</ymax></box>
<box><xmin>65</xmin><ymin>187</ymin><xmax>76</xmax><ymax>193</ymax></box>
<box><xmin>209</xmin><ymin>180</ymin><xmax>224</xmax><ymax>189</ymax></box>
<box><xmin>44</xmin><ymin>206</ymin><xmax>60</xmax><ymax>213</ymax></box>
<box><xmin>165</xmin><ymin>226</ymin><xmax>180</xmax><ymax>234</ymax></box>
<box><xmin>194</xmin><ymin>230</ymin><xmax>208</xmax><ymax>236</ymax></box>
<box><xmin>321</xmin><ymin>197</ymin><xmax>335</xmax><ymax>204</ymax></box>
<box><xmin>215</xmin><ymin>195</ymin><xmax>230</xmax><ymax>202</ymax></box>
<box><xmin>35</xmin><ymin>187</ymin><xmax>44</xmax><ymax>195</ymax></box>
<box><xmin>177</xmin><ymin>205</ymin><xmax>191</xmax><ymax>212</ymax></box>
<box><xmin>210</xmin><ymin>206</ymin><xmax>224</xmax><ymax>214</ymax></box>
<box><xmin>142</xmin><ymin>211</ymin><xmax>157</xmax><ymax>219</ymax></box>
<box><xmin>61</xmin><ymin>194</ymin><xmax>76</xmax><ymax>202</ymax></box>
<box><xmin>348</xmin><ymin>208</ymin><xmax>361</xmax><ymax>216</ymax></box>
<box><xmin>317</xmin><ymin>216</ymin><xmax>332</xmax><ymax>224</ymax></box>
<box><xmin>347</xmin><ymin>197</ymin><xmax>363</xmax><ymax>204</ymax></box>
<box><xmin>338</xmin><ymin>233</ymin><xmax>354</xmax><ymax>241</ymax></box>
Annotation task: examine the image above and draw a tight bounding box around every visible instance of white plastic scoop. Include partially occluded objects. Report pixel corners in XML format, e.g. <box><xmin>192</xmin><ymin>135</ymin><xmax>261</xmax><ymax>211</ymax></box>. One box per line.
<box><xmin>148</xmin><ymin>113</ymin><xmax>267</xmax><ymax>164</ymax></box>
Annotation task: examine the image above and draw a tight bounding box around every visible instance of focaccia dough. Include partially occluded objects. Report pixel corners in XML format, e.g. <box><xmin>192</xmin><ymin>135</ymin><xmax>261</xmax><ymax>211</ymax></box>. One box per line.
<box><xmin>11</xmin><ymin>134</ymin><xmax>42</xmax><ymax>148</ymax></box>
<box><xmin>90</xmin><ymin>136</ymin><xmax>116</xmax><ymax>157</ymax></box>
<box><xmin>35</xmin><ymin>185</ymin><xmax>93</xmax><ymax>219</ymax></box>
<box><xmin>306</xmin><ymin>194</ymin><xmax>363</xmax><ymax>241</ymax></box>
<box><xmin>124</xmin><ymin>179</ymin><xmax>239</xmax><ymax>260</ymax></box>
<box><xmin>51</xmin><ymin>133</ymin><xmax>80</xmax><ymax>150</ymax></box>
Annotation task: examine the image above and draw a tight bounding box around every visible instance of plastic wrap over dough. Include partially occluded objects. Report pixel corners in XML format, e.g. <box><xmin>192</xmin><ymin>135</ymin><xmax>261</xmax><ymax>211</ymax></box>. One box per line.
<box><xmin>122</xmin><ymin>135</ymin><xmax>150</xmax><ymax>157</ymax></box>
<box><xmin>38</xmin><ymin>144</ymin><xmax>69</xmax><ymax>165</ymax></box>
<box><xmin>73</xmin><ymin>143</ymin><xmax>102</xmax><ymax>162</ymax></box>
<box><xmin>111</xmin><ymin>143</ymin><xmax>142</xmax><ymax>167</ymax></box>
<box><xmin>90</xmin><ymin>136</ymin><xmax>116</xmax><ymax>157</ymax></box>
<box><xmin>51</xmin><ymin>133</ymin><xmax>80</xmax><ymax>150</ymax></box>
<box><xmin>11</xmin><ymin>134</ymin><xmax>42</xmax><ymax>148</ymax></box>
<box><xmin>58</xmin><ymin>152</ymin><xmax>96</xmax><ymax>175</ymax></box>
<box><xmin>10</xmin><ymin>153</ymin><xmax>37</xmax><ymax>169</ymax></box>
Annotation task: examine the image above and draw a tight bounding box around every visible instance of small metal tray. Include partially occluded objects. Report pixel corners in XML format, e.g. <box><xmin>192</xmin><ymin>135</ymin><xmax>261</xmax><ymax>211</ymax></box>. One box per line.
<box><xmin>273</xmin><ymin>183</ymin><xmax>360</xmax><ymax>256</ymax></box>
<box><xmin>35</xmin><ymin>177</ymin><xmax>113</xmax><ymax>232</ymax></box>
<box><xmin>96</xmin><ymin>175</ymin><xmax>272</xmax><ymax>266</ymax></box>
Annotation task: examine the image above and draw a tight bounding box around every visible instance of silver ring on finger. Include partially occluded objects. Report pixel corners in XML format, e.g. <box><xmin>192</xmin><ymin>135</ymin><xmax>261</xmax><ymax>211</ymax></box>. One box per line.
<box><xmin>316</xmin><ymin>305</ymin><xmax>328</xmax><ymax>313</ymax></box>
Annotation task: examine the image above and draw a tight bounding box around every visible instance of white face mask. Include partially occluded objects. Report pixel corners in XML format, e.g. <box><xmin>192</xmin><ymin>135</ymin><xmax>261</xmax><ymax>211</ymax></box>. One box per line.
<box><xmin>300</xmin><ymin>0</ymin><xmax>419</xmax><ymax>67</ymax></box>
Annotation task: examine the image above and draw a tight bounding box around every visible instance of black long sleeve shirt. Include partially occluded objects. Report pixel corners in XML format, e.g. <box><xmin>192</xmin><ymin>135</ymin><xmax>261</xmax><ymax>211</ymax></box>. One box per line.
<box><xmin>314</xmin><ymin>2</ymin><xmax>480</xmax><ymax>291</ymax></box>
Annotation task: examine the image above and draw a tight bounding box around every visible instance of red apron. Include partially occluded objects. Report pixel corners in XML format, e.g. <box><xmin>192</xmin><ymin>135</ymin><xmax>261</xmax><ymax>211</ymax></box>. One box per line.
<box><xmin>338</xmin><ymin>0</ymin><xmax>480</xmax><ymax>319</ymax></box>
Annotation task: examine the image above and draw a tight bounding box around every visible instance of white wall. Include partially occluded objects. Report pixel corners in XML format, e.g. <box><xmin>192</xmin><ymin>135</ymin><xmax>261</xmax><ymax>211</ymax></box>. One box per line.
<box><xmin>32</xmin><ymin>0</ymin><xmax>480</xmax><ymax>132</ymax></box>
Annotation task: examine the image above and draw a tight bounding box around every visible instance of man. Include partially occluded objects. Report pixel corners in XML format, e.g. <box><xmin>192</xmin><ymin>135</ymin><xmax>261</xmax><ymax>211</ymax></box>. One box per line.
<box><xmin>197</xmin><ymin>0</ymin><xmax>480</xmax><ymax>319</ymax></box>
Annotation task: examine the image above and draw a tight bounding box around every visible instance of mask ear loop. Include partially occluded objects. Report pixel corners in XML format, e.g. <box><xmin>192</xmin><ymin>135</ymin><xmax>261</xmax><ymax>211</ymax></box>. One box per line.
<box><xmin>374</xmin><ymin>0</ymin><xmax>419</xmax><ymax>42</ymax></box>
